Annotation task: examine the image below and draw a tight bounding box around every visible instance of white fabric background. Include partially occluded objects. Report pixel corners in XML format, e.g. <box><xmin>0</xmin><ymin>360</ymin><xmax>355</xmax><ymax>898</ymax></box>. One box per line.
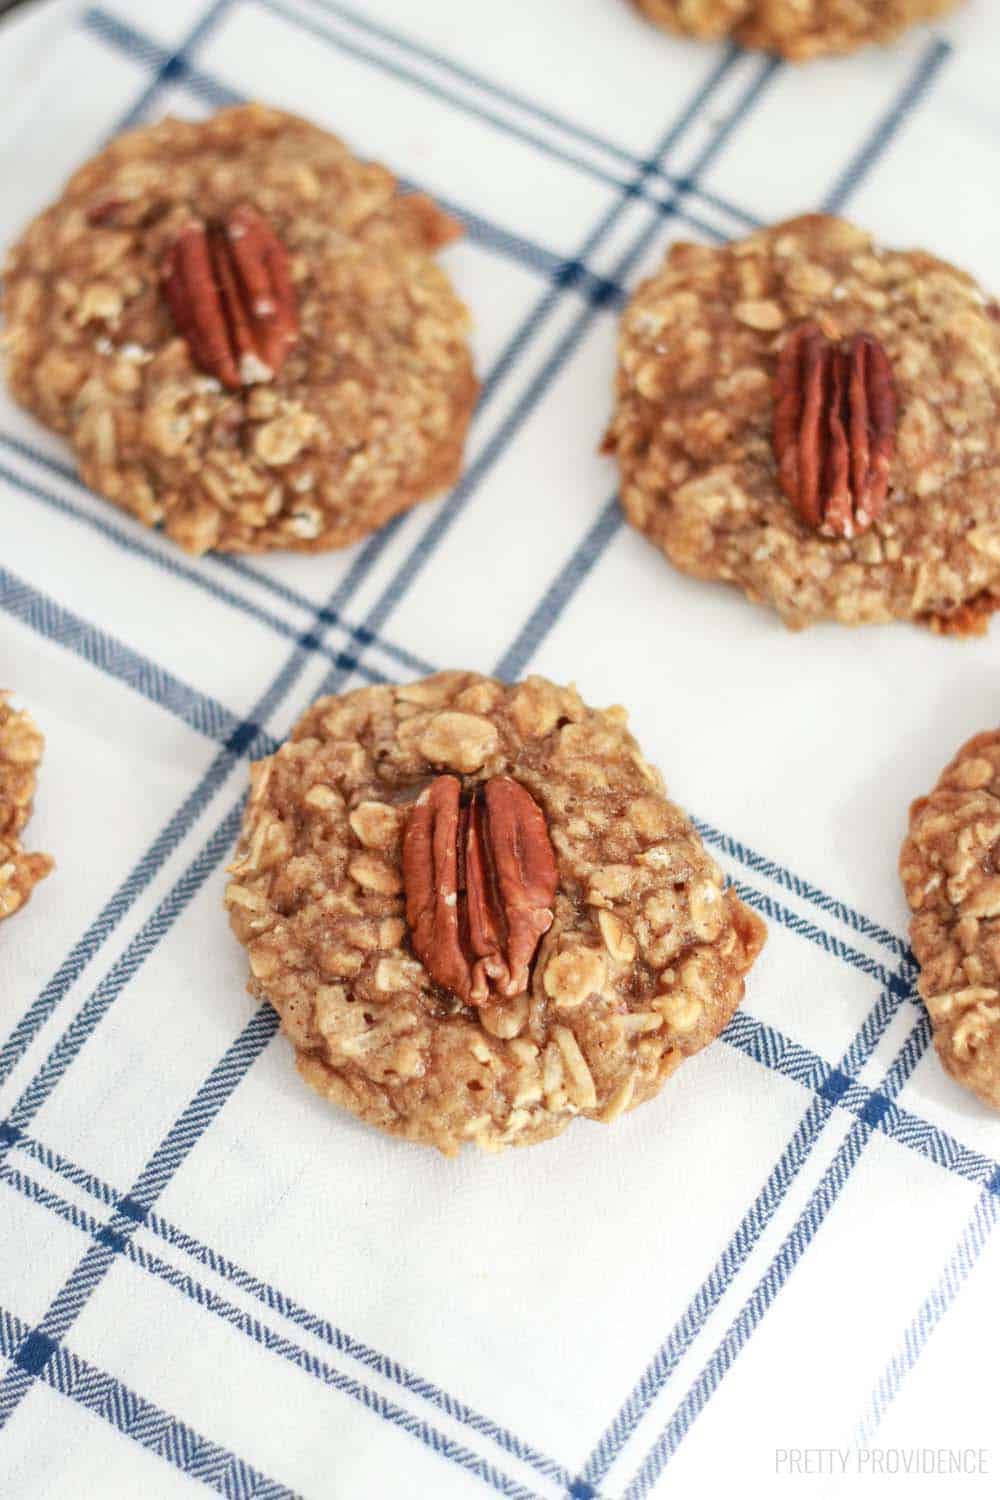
<box><xmin>0</xmin><ymin>2</ymin><xmax>998</xmax><ymax>1497</ymax></box>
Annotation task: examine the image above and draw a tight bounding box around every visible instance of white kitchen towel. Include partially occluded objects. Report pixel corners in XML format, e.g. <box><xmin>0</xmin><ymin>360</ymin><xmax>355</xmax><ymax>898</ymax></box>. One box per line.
<box><xmin>0</xmin><ymin>1</ymin><xmax>998</xmax><ymax>1497</ymax></box>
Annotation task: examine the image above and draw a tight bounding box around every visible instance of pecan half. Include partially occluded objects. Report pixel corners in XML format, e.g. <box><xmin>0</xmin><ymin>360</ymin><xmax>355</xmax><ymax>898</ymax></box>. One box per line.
<box><xmin>162</xmin><ymin>204</ymin><xmax>298</xmax><ymax>389</ymax></box>
<box><xmin>402</xmin><ymin>774</ymin><xmax>558</xmax><ymax>1005</ymax></box>
<box><xmin>773</xmin><ymin>322</ymin><xmax>897</xmax><ymax>539</ymax></box>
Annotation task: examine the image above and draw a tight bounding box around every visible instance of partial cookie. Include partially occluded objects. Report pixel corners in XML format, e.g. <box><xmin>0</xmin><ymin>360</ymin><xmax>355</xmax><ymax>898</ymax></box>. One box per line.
<box><xmin>605</xmin><ymin>214</ymin><xmax>1000</xmax><ymax>632</ymax></box>
<box><xmin>900</xmin><ymin>732</ymin><xmax>1000</xmax><ymax>1111</ymax></box>
<box><xmin>0</xmin><ymin>694</ymin><xmax>54</xmax><ymax>923</ymax></box>
<box><xmin>2</xmin><ymin>104</ymin><xmax>477</xmax><ymax>555</ymax></box>
<box><xmin>632</xmin><ymin>0</ymin><xmax>750</xmax><ymax>42</ymax></box>
<box><xmin>631</xmin><ymin>0</ymin><xmax>959</xmax><ymax>58</ymax></box>
<box><xmin>225</xmin><ymin>672</ymin><xmax>766</xmax><ymax>1154</ymax></box>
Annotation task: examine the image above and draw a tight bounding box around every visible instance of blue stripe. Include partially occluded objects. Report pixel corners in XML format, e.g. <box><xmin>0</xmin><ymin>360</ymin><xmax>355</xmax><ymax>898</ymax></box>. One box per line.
<box><xmin>0</xmin><ymin>561</ymin><xmax>252</xmax><ymax>748</ymax></box>
<box><xmin>10</xmin><ymin>939</ymin><xmax>998</xmax><ymax>1494</ymax></box>
<box><xmin>0</xmin><ymin>800</ymin><xmax>248</xmax><ymax>1134</ymax></box>
<box><xmin>84</xmin><ymin>7</ymin><xmax>626</xmax><ymax>317</ymax></box>
<box><xmin>0</xmin><ymin>446</ymin><xmax>392</xmax><ymax>1102</ymax></box>
<box><xmin>73</xmin><ymin>26</ymin><xmax>742</xmax><ymax>743</ymax></box>
<box><xmin>392</xmin><ymin>176</ymin><xmax>723</xmax><ymax>293</ymax></box>
<box><xmin>698</xmin><ymin>819</ymin><xmax>905</xmax><ymax>957</ymax></box>
<box><xmin>722</xmin><ymin>1011</ymin><xmax>1000</xmax><ymax>1193</ymax></box>
<box><xmin>494</xmin><ymin>498</ymin><xmax>623</xmax><ymax>681</ymax></box>
<box><xmin>2</xmin><ymin>439</ymin><xmax>905</xmax><ymax>996</ymax></box>
<box><xmin>482</xmin><ymin>493</ymin><xmax>907</xmax><ymax>981</ymax></box>
<box><xmin>300</xmin><ymin>0</ymin><xmax>763</xmax><ymax>236</ymax></box>
<box><xmin>733</xmin><ymin>882</ymin><xmax>898</xmax><ymax>991</ymax></box>
<box><xmin>10</xmin><ymin>1130</ymin><xmax>570</xmax><ymax>1489</ymax></box>
<box><xmin>214</xmin><ymin>557</ymin><xmax>435</xmax><ymax>679</ymax></box>
<box><xmin>12</xmin><ymin>954</ymin><xmax>998</xmax><ymax>1493</ymax></box>
<box><xmin>12</xmin><ymin>978</ymin><xmax>994</xmax><ymax>1493</ymax></box>
<box><xmin>483</xmin><ymin>479</ymin><xmax>905</xmax><ymax>963</ymax></box>
<box><xmin>86</xmin><ymin>6</ymin><xmax>629</xmax><ymax>315</ymax></box>
<box><xmin>78</xmin><ymin>6</ymin><xmax>170</xmax><ymax>70</ymax></box>
<box><xmin>14</xmin><ymin>974</ymin><xmax>984</xmax><ymax>1500</ymax></box>
<box><xmin>295</xmin><ymin>0</ymin><xmax>690</xmax><ymax>184</ymax></box>
<box><xmin>2</xmin><ymin>336</ymin><xmax>392</xmax><ymax>1089</ymax></box>
<box><xmin>855</xmin><ymin>1186</ymin><xmax>1000</xmax><ymax>1445</ymax></box>
<box><xmin>0</xmin><ymin>609</ymin><xmax>313</xmax><ymax>1094</ymax></box>
<box><xmin>0</xmin><ymin>1008</ymin><xmax>278</xmax><ymax>1424</ymax></box>
<box><xmin>13</xmin><ymin>964</ymin><xmax>953</xmax><ymax>1500</ymax></box>
<box><xmin>81</xmin><ymin>0</ymin><xmax>741</xmax><ymax>328</ymax></box>
<box><xmin>82</xmin><ymin>8</ymin><xmax>244</xmax><ymax>121</ymax></box>
<box><xmin>0</xmin><ymin>1299</ymin><xmax>293</xmax><ymax>1498</ymax></box>
<box><xmin>310</xmin><ymin>55</ymin><xmax>780</xmax><ymax>702</ymax></box>
<box><xmin>263</xmin><ymin>0</ymin><xmax>763</xmax><ymax>235</ymax></box>
<box><xmin>98</xmin><ymin>0</ymin><xmax>237</xmax><ymax>133</ymax></box>
<box><xmin>0</xmin><ymin>1000</ymin><xmax>554</xmax><ymax>1500</ymax></box>
<box><xmin>567</xmin><ymin>37</ymin><xmax>960</xmax><ymax>1484</ymax></box>
<box><xmin>259</xmin><ymin>0</ymin><xmax>642</xmax><ymax>199</ymax></box>
<box><xmin>0</xmin><ymin>441</ymin><xmax>409</xmax><ymax>686</ymax></box>
<box><xmin>395</xmin><ymin>176</ymin><xmax>628</xmax><ymax>306</ymax></box>
<box><xmin>575</xmin><ymin>955</ymin><xmax>915</xmax><ymax>1492</ymax></box>
<box><xmin>824</xmin><ymin>39</ymin><xmax>952</xmax><ymax>214</ymax></box>
<box><xmin>76</xmin><ymin>9</ymin><xmax>756</xmax><ymax>735</ymax></box>
<box><xmin>0</xmin><ymin>764</ymin><xmax>259</xmax><ymax>1096</ymax></box>
<box><xmin>622</xmin><ymin>1014</ymin><xmax>932</xmax><ymax>1497</ymax></box>
<box><xmin>0</xmin><ymin>1164</ymin><xmax>553</xmax><ymax>1500</ymax></box>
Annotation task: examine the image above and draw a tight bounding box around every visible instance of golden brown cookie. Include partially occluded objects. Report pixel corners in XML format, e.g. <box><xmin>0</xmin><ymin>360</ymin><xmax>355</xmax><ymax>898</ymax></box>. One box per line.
<box><xmin>900</xmin><ymin>731</ymin><xmax>1000</xmax><ymax>1111</ymax></box>
<box><xmin>0</xmin><ymin>694</ymin><xmax>53</xmax><ymax>923</ymax></box>
<box><xmin>631</xmin><ymin>0</ymin><xmax>960</xmax><ymax>59</ymax></box>
<box><xmin>224</xmin><ymin>672</ymin><xmax>766</xmax><ymax>1154</ymax></box>
<box><xmin>2</xmin><ymin>105</ymin><xmax>478</xmax><ymax>555</ymax></box>
<box><xmin>605</xmin><ymin>214</ymin><xmax>1000</xmax><ymax>632</ymax></box>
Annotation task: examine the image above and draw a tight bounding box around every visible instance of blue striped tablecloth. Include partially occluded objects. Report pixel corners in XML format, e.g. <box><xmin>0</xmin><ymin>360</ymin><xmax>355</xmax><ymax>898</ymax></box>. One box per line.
<box><xmin>0</xmin><ymin>1</ymin><xmax>997</xmax><ymax>1496</ymax></box>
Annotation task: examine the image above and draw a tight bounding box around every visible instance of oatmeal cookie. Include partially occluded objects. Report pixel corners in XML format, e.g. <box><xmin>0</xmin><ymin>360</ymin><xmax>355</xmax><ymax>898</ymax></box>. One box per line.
<box><xmin>2</xmin><ymin>105</ymin><xmax>477</xmax><ymax>555</ymax></box>
<box><xmin>0</xmin><ymin>694</ymin><xmax>53</xmax><ymax>923</ymax></box>
<box><xmin>900</xmin><ymin>731</ymin><xmax>1000</xmax><ymax>1111</ymax></box>
<box><xmin>605</xmin><ymin>214</ymin><xmax>1000</xmax><ymax>631</ymax></box>
<box><xmin>631</xmin><ymin>0</ymin><xmax>959</xmax><ymax>59</ymax></box>
<box><xmin>224</xmin><ymin>672</ymin><xmax>766</xmax><ymax>1154</ymax></box>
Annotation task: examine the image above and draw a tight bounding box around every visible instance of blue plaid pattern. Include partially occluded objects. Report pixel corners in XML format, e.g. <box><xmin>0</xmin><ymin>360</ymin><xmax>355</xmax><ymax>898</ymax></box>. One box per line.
<box><xmin>0</xmin><ymin>1</ymin><xmax>992</xmax><ymax>1496</ymax></box>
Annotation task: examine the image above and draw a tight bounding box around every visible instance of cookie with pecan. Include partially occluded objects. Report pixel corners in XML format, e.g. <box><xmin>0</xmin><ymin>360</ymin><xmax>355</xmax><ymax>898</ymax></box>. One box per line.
<box><xmin>900</xmin><ymin>731</ymin><xmax>1000</xmax><ymax>1111</ymax></box>
<box><xmin>0</xmin><ymin>694</ymin><xmax>53</xmax><ymax>924</ymax></box>
<box><xmin>630</xmin><ymin>0</ymin><xmax>959</xmax><ymax>59</ymax></box>
<box><xmin>605</xmin><ymin>214</ymin><xmax>1000</xmax><ymax>632</ymax></box>
<box><xmin>2</xmin><ymin>105</ymin><xmax>477</xmax><ymax>554</ymax></box>
<box><xmin>224</xmin><ymin>672</ymin><xmax>766</xmax><ymax>1154</ymax></box>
